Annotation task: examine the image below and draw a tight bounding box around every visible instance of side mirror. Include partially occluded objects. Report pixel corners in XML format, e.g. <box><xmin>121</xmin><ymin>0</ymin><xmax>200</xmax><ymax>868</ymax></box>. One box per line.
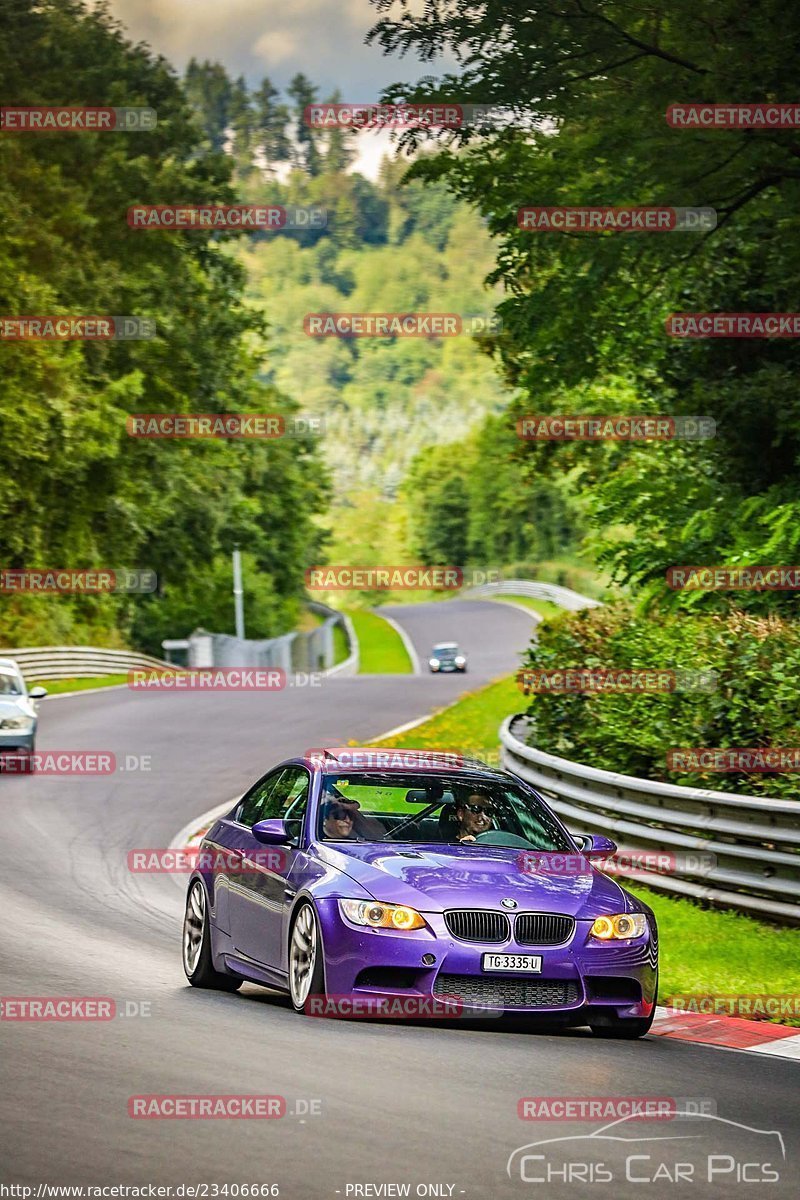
<box><xmin>29</xmin><ymin>686</ymin><xmax>48</xmax><ymax>700</ymax></box>
<box><xmin>251</xmin><ymin>818</ymin><xmax>292</xmax><ymax>846</ymax></box>
<box><xmin>575</xmin><ymin>833</ymin><xmax>617</xmax><ymax>858</ymax></box>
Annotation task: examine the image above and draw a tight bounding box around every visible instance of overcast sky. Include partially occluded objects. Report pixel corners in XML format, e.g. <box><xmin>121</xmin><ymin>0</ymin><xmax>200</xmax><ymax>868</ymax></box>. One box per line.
<box><xmin>108</xmin><ymin>0</ymin><xmax>456</xmax><ymax>177</ymax></box>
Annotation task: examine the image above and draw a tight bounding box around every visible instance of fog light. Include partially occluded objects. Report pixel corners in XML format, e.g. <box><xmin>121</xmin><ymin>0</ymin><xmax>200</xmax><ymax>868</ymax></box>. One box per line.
<box><xmin>421</xmin><ymin>953</ymin><xmax>436</xmax><ymax>966</ymax></box>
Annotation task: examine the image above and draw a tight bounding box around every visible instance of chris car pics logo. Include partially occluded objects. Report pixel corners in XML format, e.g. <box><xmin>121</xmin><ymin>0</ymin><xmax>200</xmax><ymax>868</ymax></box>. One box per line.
<box><xmin>507</xmin><ymin>1112</ymin><xmax>785</xmax><ymax>1185</ymax></box>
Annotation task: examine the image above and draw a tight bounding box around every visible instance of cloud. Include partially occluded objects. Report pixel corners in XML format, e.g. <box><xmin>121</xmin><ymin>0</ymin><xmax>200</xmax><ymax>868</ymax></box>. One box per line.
<box><xmin>105</xmin><ymin>0</ymin><xmax>457</xmax><ymax>178</ymax></box>
<box><xmin>107</xmin><ymin>0</ymin><xmax>452</xmax><ymax>96</ymax></box>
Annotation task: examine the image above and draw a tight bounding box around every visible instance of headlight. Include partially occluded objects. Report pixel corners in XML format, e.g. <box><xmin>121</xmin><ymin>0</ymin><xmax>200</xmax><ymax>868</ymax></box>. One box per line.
<box><xmin>590</xmin><ymin>913</ymin><xmax>647</xmax><ymax>940</ymax></box>
<box><xmin>429</xmin><ymin>658</ymin><xmax>440</xmax><ymax>668</ymax></box>
<box><xmin>454</xmin><ymin>656</ymin><xmax>466</xmax><ymax>666</ymax></box>
<box><xmin>0</xmin><ymin>717</ymin><xmax>33</xmax><ymax>731</ymax></box>
<box><xmin>339</xmin><ymin>899</ymin><xmax>426</xmax><ymax>930</ymax></box>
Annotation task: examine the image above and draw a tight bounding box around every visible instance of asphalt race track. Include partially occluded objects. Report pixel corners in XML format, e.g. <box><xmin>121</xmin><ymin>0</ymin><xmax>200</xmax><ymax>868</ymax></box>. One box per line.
<box><xmin>1</xmin><ymin>600</ymin><xmax>796</xmax><ymax>1198</ymax></box>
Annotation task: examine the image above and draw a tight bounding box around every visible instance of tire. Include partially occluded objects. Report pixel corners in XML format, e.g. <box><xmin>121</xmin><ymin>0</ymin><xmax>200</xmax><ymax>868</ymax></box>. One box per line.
<box><xmin>289</xmin><ymin>901</ymin><xmax>325</xmax><ymax>1013</ymax></box>
<box><xmin>1</xmin><ymin>749</ymin><xmax>35</xmax><ymax>773</ymax></box>
<box><xmin>182</xmin><ymin>879</ymin><xmax>242</xmax><ymax>991</ymax></box>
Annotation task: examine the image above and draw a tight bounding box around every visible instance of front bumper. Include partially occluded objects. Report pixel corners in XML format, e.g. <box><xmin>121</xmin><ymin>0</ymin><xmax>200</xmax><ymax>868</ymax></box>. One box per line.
<box><xmin>317</xmin><ymin>900</ymin><xmax>657</xmax><ymax>1020</ymax></box>
<box><xmin>0</xmin><ymin>730</ymin><xmax>35</xmax><ymax>756</ymax></box>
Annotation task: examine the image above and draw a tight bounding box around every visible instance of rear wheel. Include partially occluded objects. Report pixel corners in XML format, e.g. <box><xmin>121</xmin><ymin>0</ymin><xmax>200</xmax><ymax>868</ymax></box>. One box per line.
<box><xmin>182</xmin><ymin>880</ymin><xmax>242</xmax><ymax>991</ymax></box>
<box><xmin>289</xmin><ymin>901</ymin><xmax>325</xmax><ymax>1013</ymax></box>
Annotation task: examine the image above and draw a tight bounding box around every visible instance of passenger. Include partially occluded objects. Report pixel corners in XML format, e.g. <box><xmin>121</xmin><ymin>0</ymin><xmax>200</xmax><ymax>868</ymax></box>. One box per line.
<box><xmin>454</xmin><ymin>791</ymin><xmax>496</xmax><ymax>843</ymax></box>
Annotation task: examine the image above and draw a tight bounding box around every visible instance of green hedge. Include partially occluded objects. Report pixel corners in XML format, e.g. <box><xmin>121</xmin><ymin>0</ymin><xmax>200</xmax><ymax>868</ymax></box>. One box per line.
<box><xmin>520</xmin><ymin>602</ymin><xmax>800</xmax><ymax>798</ymax></box>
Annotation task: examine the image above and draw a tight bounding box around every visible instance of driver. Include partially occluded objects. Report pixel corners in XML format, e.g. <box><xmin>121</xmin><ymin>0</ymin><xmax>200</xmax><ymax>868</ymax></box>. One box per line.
<box><xmin>322</xmin><ymin>800</ymin><xmax>357</xmax><ymax>840</ymax></box>
<box><xmin>454</xmin><ymin>791</ymin><xmax>496</xmax><ymax>843</ymax></box>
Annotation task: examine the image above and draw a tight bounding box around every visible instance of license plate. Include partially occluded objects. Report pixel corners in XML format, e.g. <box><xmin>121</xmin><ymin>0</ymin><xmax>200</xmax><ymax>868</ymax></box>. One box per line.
<box><xmin>482</xmin><ymin>953</ymin><xmax>542</xmax><ymax>973</ymax></box>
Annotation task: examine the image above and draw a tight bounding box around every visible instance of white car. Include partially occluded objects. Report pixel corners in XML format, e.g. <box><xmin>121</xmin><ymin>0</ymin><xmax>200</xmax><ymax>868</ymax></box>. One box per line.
<box><xmin>0</xmin><ymin>659</ymin><xmax>47</xmax><ymax>765</ymax></box>
<box><xmin>428</xmin><ymin>642</ymin><xmax>468</xmax><ymax>673</ymax></box>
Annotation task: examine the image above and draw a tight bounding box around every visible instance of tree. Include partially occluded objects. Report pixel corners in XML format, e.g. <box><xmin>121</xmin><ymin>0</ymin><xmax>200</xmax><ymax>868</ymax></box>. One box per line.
<box><xmin>253</xmin><ymin>76</ymin><xmax>292</xmax><ymax>172</ymax></box>
<box><xmin>287</xmin><ymin>72</ymin><xmax>323</xmax><ymax>176</ymax></box>
<box><xmin>184</xmin><ymin>57</ymin><xmax>232</xmax><ymax>153</ymax></box>
<box><xmin>0</xmin><ymin>0</ymin><xmax>328</xmax><ymax>650</ymax></box>
<box><xmin>367</xmin><ymin>0</ymin><xmax>800</xmax><ymax>613</ymax></box>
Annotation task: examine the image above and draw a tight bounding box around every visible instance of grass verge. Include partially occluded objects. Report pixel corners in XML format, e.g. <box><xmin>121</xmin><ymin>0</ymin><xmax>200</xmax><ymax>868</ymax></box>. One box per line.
<box><xmin>33</xmin><ymin>675</ymin><xmax>128</xmax><ymax>695</ymax></box>
<box><xmin>375</xmin><ymin>675</ymin><xmax>522</xmax><ymax>765</ymax></box>
<box><xmin>331</xmin><ymin>620</ymin><xmax>350</xmax><ymax>666</ymax></box>
<box><xmin>626</xmin><ymin>884</ymin><xmax>800</xmax><ymax>1025</ymax></box>
<box><xmin>347</xmin><ymin>610</ymin><xmax>413</xmax><ymax>674</ymax></box>
<box><xmin>374</xmin><ymin>672</ymin><xmax>797</xmax><ymax>1021</ymax></box>
<box><xmin>489</xmin><ymin>595</ymin><xmax>565</xmax><ymax>623</ymax></box>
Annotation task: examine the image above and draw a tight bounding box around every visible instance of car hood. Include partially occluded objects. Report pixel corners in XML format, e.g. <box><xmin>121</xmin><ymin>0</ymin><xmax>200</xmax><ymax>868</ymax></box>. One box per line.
<box><xmin>321</xmin><ymin>842</ymin><xmax>629</xmax><ymax>918</ymax></box>
<box><xmin>0</xmin><ymin>696</ymin><xmax>33</xmax><ymax>720</ymax></box>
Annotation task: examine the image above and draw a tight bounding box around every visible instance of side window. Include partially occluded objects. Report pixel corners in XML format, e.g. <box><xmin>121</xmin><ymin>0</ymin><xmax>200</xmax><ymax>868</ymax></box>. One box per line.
<box><xmin>270</xmin><ymin>767</ymin><xmax>311</xmax><ymax>842</ymax></box>
<box><xmin>237</xmin><ymin>767</ymin><xmax>310</xmax><ymax>839</ymax></box>
<box><xmin>236</xmin><ymin>770</ymin><xmax>284</xmax><ymax>828</ymax></box>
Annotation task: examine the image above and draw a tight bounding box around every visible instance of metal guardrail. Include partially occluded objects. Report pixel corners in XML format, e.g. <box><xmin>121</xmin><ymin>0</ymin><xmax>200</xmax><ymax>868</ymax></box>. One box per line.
<box><xmin>500</xmin><ymin>714</ymin><xmax>800</xmax><ymax>924</ymax></box>
<box><xmin>1</xmin><ymin>605</ymin><xmax>359</xmax><ymax>684</ymax></box>
<box><xmin>320</xmin><ymin>611</ymin><xmax>359</xmax><ymax>678</ymax></box>
<box><xmin>464</xmin><ymin>578</ymin><xmax>601</xmax><ymax>611</ymax></box>
<box><xmin>184</xmin><ymin>603</ymin><xmax>359</xmax><ymax>677</ymax></box>
<box><xmin>0</xmin><ymin>645</ymin><xmax>173</xmax><ymax>681</ymax></box>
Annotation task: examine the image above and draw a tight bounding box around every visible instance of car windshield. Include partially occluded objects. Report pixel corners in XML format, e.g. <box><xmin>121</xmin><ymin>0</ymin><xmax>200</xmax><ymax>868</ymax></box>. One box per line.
<box><xmin>318</xmin><ymin>772</ymin><xmax>573</xmax><ymax>850</ymax></box>
<box><xmin>0</xmin><ymin>672</ymin><xmax>23</xmax><ymax>696</ymax></box>
<box><xmin>433</xmin><ymin>646</ymin><xmax>457</xmax><ymax>656</ymax></box>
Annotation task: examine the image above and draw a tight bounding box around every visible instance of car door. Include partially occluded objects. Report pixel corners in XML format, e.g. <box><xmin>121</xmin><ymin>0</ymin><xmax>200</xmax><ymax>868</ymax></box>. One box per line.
<box><xmin>228</xmin><ymin>765</ymin><xmax>311</xmax><ymax>970</ymax></box>
<box><xmin>205</xmin><ymin>769</ymin><xmax>285</xmax><ymax>936</ymax></box>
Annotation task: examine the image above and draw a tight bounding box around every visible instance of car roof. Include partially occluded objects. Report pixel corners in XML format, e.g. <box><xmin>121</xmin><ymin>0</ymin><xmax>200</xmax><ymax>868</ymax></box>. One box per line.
<box><xmin>299</xmin><ymin>746</ymin><xmax>508</xmax><ymax>778</ymax></box>
<box><xmin>0</xmin><ymin>659</ymin><xmax>22</xmax><ymax>674</ymax></box>
<box><xmin>433</xmin><ymin>642</ymin><xmax>458</xmax><ymax>650</ymax></box>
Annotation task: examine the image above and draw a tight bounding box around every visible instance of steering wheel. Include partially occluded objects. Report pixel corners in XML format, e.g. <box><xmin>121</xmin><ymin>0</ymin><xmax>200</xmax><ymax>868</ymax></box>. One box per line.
<box><xmin>472</xmin><ymin>830</ymin><xmax>533</xmax><ymax>848</ymax></box>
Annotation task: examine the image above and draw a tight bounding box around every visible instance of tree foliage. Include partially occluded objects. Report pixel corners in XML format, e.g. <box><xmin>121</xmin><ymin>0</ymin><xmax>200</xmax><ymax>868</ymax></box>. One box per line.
<box><xmin>0</xmin><ymin>0</ymin><xmax>327</xmax><ymax>651</ymax></box>
<box><xmin>368</xmin><ymin>0</ymin><xmax>800</xmax><ymax>613</ymax></box>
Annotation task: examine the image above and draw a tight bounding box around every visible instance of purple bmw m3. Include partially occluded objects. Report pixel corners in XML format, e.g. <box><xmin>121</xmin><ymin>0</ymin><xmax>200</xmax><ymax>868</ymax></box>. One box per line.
<box><xmin>182</xmin><ymin>748</ymin><xmax>658</xmax><ymax>1037</ymax></box>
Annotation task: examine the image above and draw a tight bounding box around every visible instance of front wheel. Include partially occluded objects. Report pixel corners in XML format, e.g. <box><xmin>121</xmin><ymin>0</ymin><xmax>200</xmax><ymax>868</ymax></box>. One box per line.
<box><xmin>182</xmin><ymin>880</ymin><xmax>242</xmax><ymax>991</ymax></box>
<box><xmin>289</xmin><ymin>901</ymin><xmax>325</xmax><ymax>1013</ymax></box>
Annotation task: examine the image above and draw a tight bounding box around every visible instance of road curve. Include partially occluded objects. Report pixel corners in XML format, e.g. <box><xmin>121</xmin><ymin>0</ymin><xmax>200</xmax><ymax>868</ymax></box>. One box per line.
<box><xmin>1</xmin><ymin>601</ymin><xmax>796</xmax><ymax>1198</ymax></box>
